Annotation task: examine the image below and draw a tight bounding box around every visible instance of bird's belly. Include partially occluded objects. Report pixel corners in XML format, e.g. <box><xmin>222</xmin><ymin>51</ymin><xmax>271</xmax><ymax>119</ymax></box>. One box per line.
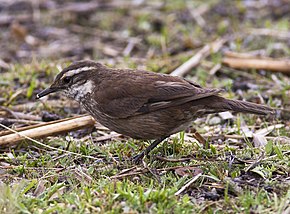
<box><xmin>90</xmin><ymin>108</ymin><xmax>194</xmax><ymax>140</ymax></box>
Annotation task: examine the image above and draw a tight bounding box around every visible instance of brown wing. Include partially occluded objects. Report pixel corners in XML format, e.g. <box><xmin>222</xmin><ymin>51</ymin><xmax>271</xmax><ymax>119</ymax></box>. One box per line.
<box><xmin>93</xmin><ymin>69</ymin><xmax>221</xmax><ymax>118</ymax></box>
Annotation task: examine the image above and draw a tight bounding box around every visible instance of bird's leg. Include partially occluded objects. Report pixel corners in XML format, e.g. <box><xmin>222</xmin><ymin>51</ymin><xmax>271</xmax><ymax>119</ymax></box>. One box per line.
<box><xmin>132</xmin><ymin>136</ymin><xmax>168</xmax><ymax>164</ymax></box>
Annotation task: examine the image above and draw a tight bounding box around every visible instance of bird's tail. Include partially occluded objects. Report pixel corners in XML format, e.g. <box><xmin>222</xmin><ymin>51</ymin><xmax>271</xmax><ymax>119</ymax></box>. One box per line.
<box><xmin>193</xmin><ymin>95</ymin><xmax>275</xmax><ymax>115</ymax></box>
<box><xmin>221</xmin><ymin>98</ymin><xmax>275</xmax><ymax>115</ymax></box>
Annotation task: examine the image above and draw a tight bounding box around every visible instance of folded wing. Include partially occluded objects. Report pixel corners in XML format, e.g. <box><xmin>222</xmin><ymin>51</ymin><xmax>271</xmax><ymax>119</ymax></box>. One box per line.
<box><xmin>93</xmin><ymin>70</ymin><xmax>222</xmax><ymax>118</ymax></box>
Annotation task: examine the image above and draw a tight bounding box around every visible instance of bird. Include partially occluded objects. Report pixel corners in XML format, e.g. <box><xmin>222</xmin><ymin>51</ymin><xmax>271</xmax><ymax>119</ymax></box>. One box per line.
<box><xmin>36</xmin><ymin>60</ymin><xmax>275</xmax><ymax>163</ymax></box>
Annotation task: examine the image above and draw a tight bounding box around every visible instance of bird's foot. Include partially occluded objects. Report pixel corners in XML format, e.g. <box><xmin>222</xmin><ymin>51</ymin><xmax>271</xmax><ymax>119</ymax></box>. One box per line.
<box><xmin>131</xmin><ymin>152</ymin><xmax>145</xmax><ymax>164</ymax></box>
<box><xmin>131</xmin><ymin>137</ymin><xmax>168</xmax><ymax>164</ymax></box>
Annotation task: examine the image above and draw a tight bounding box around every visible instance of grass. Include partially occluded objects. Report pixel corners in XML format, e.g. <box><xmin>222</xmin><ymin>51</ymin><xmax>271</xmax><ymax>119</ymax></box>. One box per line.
<box><xmin>0</xmin><ymin>120</ymin><xmax>289</xmax><ymax>213</ymax></box>
<box><xmin>1</xmin><ymin>0</ymin><xmax>290</xmax><ymax>213</ymax></box>
<box><xmin>1</xmin><ymin>61</ymin><xmax>289</xmax><ymax>213</ymax></box>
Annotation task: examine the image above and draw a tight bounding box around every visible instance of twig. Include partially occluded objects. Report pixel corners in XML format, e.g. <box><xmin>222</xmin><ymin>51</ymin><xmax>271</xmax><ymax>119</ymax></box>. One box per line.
<box><xmin>0</xmin><ymin>118</ymin><xmax>43</xmax><ymax>125</ymax></box>
<box><xmin>0</xmin><ymin>165</ymin><xmax>68</xmax><ymax>171</ymax></box>
<box><xmin>110</xmin><ymin>169</ymin><xmax>148</xmax><ymax>179</ymax></box>
<box><xmin>93</xmin><ymin>133</ymin><xmax>121</xmax><ymax>142</ymax></box>
<box><xmin>118</xmin><ymin>166</ymin><xmax>138</xmax><ymax>175</ymax></box>
<box><xmin>170</xmin><ymin>38</ymin><xmax>226</xmax><ymax>77</ymax></box>
<box><xmin>209</xmin><ymin>63</ymin><xmax>221</xmax><ymax>76</ymax></box>
<box><xmin>0</xmin><ymin>115</ymin><xmax>95</xmax><ymax>145</ymax></box>
<box><xmin>174</xmin><ymin>172</ymin><xmax>202</xmax><ymax>196</ymax></box>
<box><xmin>0</xmin><ymin>115</ymin><xmax>87</xmax><ymax>137</ymax></box>
<box><xmin>261</xmin><ymin>150</ymin><xmax>290</xmax><ymax>162</ymax></box>
<box><xmin>224</xmin><ymin>50</ymin><xmax>266</xmax><ymax>59</ymax></box>
<box><xmin>11</xmin><ymin>99</ymin><xmax>79</xmax><ymax>111</ymax></box>
<box><xmin>142</xmin><ymin>159</ymin><xmax>161</xmax><ymax>182</ymax></box>
<box><xmin>155</xmin><ymin>155</ymin><xmax>227</xmax><ymax>163</ymax></box>
<box><xmin>198</xmin><ymin>202</ymin><xmax>219</xmax><ymax>214</ymax></box>
<box><xmin>0</xmin><ymin>122</ymin><xmax>100</xmax><ymax>160</ymax></box>
<box><xmin>123</xmin><ymin>38</ymin><xmax>140</xmax><ymax>56</ymax></box>
<box><xmin>192</xmin><ymin>128</ymin><xmax>206</xmax><ymax>146</ymax></box>
<box><xmin>155</xmin><ymin>156</ymin><xmax>191</xmax><ymax>162</ymax></box>
<box><xmin>245</xmin><ymin>153</ymin><xmax>265</xmax><ymax>172</ymax></box>
<box><xmin>0</xmin><ymin>107</ymin><xmax>42</xmax><ymax>121</ymax></box>
<box><xmin>54</xmin><ymin>0</ymin><xmax>157</xmax><ymax>14</ymax></box>
<box><xmin>74</xmin><ymin>166</ymin><xmax>93</xmax><ymax>185</ymax></box>
<box><xmin>202</xmin><ymin>134</ymin><xmax>283</xmax><ymax>140</ymax></box>
<box><xmin>187</xmin><ymin>3</ymin><xmax>209</xmax><ymax>27</ymax></box>
<box><xmin>110</xmin><ymin>165</ymin><xmax>201</xmax><ymax>179</ymax></box>
<box><xmin>247</xmin><ymin>28</ymin><xmax>290</xmax><ymax>40</ymax></box>
<box><xmin>222</xmin><ymin>57</ymin><xmax>290</xmax><ymax>74</ymax></box>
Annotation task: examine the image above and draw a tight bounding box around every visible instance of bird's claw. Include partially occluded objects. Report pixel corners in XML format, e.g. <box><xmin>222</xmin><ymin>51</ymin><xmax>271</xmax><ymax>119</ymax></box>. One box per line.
<box><xmin>131</xmin><ymin>152</ymin><xmax>145</xmax><ymax>164</ymax></box>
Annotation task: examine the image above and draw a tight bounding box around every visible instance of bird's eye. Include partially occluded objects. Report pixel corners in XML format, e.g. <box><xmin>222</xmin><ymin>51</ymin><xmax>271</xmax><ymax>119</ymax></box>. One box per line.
<box><xmin>63</xmin><ymin>76</ymin><xmax>71</xmax><ymax>84</ymax></box>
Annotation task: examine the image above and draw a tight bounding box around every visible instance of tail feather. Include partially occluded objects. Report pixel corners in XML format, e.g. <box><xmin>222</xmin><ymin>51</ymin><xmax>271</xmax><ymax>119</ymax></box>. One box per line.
<box><xmin>192</xmin><ymin>95</ymin><xmax>276</xmax><ymax>115</ymax></box>
<box><xmin>191</xmin><ymin>95</ymin><xmax>275</xmax><ymax>116</ymax></box>
<box><xmin>224</xmin><ymin>99</ymin><xmax>275</xmax><ymax>115</ymax></box>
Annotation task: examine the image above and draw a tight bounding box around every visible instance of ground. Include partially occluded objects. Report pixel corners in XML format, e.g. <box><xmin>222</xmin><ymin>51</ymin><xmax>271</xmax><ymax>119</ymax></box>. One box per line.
<box><xmin>0</xmin><ymin>0</ymin><xmax>290</xmax><ymax>213</ymax></box>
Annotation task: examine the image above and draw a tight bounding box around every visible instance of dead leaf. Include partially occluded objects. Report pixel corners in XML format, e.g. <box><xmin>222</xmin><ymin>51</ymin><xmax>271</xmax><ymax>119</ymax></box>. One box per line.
<box><xmin>34</xmin><ymin>180</ymin><xmax>48</xmax><ymax>197</ymax></box>
<box><xmin>175</xmin><ymin>167</ymin><xmax>202</xmax><ymax>177</ymax></box>
<box><xmin>253</xmin><ymin>134</ymin><xmax>267</xmax><ymax>147</ymax></box>
<box><xmin>10</xmin><ymin>21</ymin><xmax>27</xmax><ymax>41</ymax></box>
<box><xmin>255</xmin><ymin>124</ymin><xmax>284</xmax><ymax>136</ymax></box>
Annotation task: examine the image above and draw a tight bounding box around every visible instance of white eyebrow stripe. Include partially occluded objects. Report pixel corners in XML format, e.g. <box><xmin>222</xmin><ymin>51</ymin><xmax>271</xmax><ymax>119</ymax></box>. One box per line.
<box><xmin>63</xmin><ymin>66</ymin><xmax>96</xmax><ymax>78</ymax></box>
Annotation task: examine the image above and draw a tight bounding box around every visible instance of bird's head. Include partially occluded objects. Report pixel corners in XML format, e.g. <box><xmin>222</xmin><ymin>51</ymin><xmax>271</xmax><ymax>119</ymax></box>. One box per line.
<box><xmin>36</xmin><ymin>60</ymin><xmax>103</xmax><ymax>101</ymax></box>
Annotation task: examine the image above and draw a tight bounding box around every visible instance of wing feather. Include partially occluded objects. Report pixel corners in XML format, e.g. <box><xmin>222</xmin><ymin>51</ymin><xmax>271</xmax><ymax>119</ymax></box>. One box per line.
<box><xmin>93</xmin><ymin>69</ymin><xmax>221</xmax><ymax>118</ymax></box>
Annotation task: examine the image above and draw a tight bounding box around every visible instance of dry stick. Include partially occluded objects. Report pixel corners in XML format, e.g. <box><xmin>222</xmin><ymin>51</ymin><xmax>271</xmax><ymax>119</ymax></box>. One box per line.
<box><xmin>155</xmin><ymin>156</ymin><xmax>192</xmax><ymax>162</ymax></box>
<box><xmin>0</xmin><ymin>118</ymin><xmax>43</xmax><ymax>125</ymax></box>
<box><xmin>187</xmin><ymin>3</ymin><xmax>209</xmax><ymax>27</ymax></box>
<box><xmin>222</xmin><ymin>57</ymin><xmax>290</xmax><ymax>74</ymax></box>
<box><xmin>142</xmin><ymin>159</ymin><xmax>161</xmax><ymax>182</ymax></box>
<box><xmin>245</xmin><ymin>153</ymin><xmax>265</xmax><ymax>172</ymax></box>
<box><xmin>11</xmin><ymin>99</ymin><xmax>80</xmax><ymax>112</ymax></box>
<box><xmin>111</xmin><ymin>165</ymin><xmax>202</xmax><ymax>179</ymax></box>
<box><xmin>0</xmin><ymin>114</ymin><xmax>91</xmax><ymax>137</ymax></box>
<box><xmin>155</xmin><ymin>155</ymin><xmax>226</xmax><ymax>163</ymax></box>
<box><xmin>93</xmin><ymin>133</ymin><xmax>121</xmax><ymax>142</ymax></box>
<box><xmin>118</xmin><ymin>166</ymin><xmax>138</xmax><ymax>175</ymax></box>
<box><xmin>209</xmin><ymin>63</ymin><xmax>221</xmax><ymax>76</ymax></box>
<box><xmin>74</xmin><ymin>166</ymin><xmax>93</xmax><ymax>185</ymax></box>
<box><xmin>223</xmin><ymin>50</ymin><xmax>266</xmax><ymax>59</ymax></box>
<box><xmin>261</xmin><ymin>150</ymin><xmax>290</xmax><ymax>162</ymax></box>
<box><xmin>54</xmin><ymin>0</ymin><xmax>153</xmax><ymax>14</ymax></box>
<box><xmin>0</xmin><ymin>122</ymin><xmax>100</xmax><ymax>160</ymax></box>
<box><xmin>202</xmin><ymin>133</ymin><xmax>281</xmax><ymax>140</ymax></box>
<box><xmin>247</xmin><ymin>28</ymin><xmax>290</xmax><ymax>40</ymax></box>
<box><xmin>192</xmin><ymin>128</ymin><xmax>206</xmax><ymax>145</ymax></box>
<box><xmin>0</xmin><ymin>106</ymin><xmax>42</xmax><ymax>121</ymax></box>
<box><xmin>174</xmin><ymin>173</ymin><xmax>202</xmax><ymax>196</ymax></box>
<box><xmin>170</xmin><ymin>38</ymin><xmax>226</xmax><ymax>77</ymax></box>
<box><xmin>110</xmin><ymin>169</ymin><xmax>148</xmax><ymax>179</ymax></box>
<box><xmin>0</xmin><ymin>115</ymin><xmax>95</xmax><ymax>145</ymax></box>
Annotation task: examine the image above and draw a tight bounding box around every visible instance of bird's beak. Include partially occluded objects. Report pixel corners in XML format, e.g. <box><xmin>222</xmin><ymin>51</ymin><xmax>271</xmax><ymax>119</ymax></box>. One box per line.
<box><xmin>36</xmin><ymin>87</ymin><xmax>58</xmax><ymax>99</ymax></box>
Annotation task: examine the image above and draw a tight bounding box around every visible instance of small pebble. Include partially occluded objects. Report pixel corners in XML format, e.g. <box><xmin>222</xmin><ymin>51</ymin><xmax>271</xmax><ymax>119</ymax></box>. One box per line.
<box><xmin>209</xmin><ymin>116</ymin><xmax>222</xmax><ymax>125</ymax></box>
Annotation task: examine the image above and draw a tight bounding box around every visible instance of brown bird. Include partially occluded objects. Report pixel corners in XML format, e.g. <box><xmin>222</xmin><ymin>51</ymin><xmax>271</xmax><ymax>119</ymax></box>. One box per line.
<box><xmin>37</xmin><ymin>60</ymin><xmax>275</xmax><ymax>163</ymax></box>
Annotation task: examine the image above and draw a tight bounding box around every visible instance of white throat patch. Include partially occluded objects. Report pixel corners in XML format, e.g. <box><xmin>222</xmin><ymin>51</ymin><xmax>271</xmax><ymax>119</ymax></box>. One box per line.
<box><xmin>66</xmin><ymin>80</ymin><xmax>95</xmax><ymax>102</ymax></box>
